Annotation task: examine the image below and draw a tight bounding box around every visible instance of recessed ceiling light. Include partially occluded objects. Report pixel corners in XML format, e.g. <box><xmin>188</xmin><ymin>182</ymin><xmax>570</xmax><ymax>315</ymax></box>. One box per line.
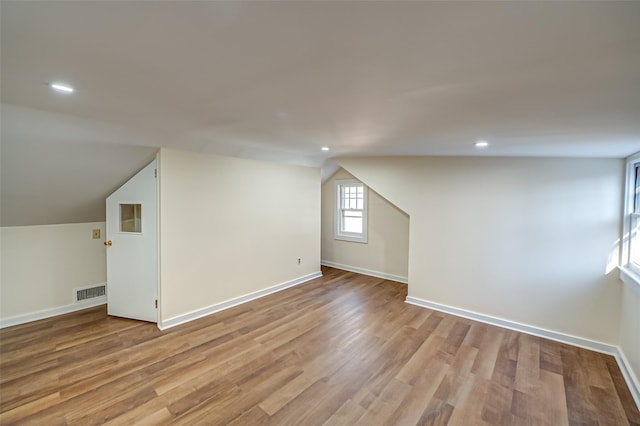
<box><xmin>50</xmin><ymin>83</ymin><xmax>74</xmax><ymax>93</ymax></box>
<box><xmin>321</xmin><ymin>147</ymin><xmax>330</xmax><ymax>151</ymax></box>
<box><xmin>474</xmin><ymin>140</ymin><xmax>489</xmax><ymax>148</ymax></box>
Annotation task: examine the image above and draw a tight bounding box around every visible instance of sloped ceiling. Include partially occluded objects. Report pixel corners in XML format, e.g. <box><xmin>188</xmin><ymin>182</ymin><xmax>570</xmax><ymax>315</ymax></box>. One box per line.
<box><xmin>1</xmin><ymin>105</ymin><xmax>158</xmax><ymax>226</ymax></box>
<box><xmin>1</xmin><ymin>1</ymin><xmax>639</xmax><ymax>226</ymax></box>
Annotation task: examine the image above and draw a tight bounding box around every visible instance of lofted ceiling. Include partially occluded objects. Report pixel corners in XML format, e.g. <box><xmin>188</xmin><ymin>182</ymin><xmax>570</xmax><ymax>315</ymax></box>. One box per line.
<box><xmin>1</xmin><ymin>1</ymin><xmax>639</xmax><ymax>226</ymax></box>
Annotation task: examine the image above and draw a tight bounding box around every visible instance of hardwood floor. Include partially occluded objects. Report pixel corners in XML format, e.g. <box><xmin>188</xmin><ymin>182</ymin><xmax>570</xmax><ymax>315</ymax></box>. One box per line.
<box><xmin>1</xmin><ymin>267</ymin><xmax>638</xmax><ymax>425</ymax></box>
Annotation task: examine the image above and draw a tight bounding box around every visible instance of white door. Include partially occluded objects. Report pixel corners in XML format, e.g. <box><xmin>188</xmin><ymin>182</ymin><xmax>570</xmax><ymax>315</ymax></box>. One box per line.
<box><xmin>105</xmin><ymin>159</ymin><xmax>158</xmax><ymax>322</ymax></box>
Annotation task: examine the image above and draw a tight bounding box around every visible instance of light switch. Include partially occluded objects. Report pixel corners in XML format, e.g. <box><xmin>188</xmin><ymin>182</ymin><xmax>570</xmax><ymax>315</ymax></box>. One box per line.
<box><xmin>92</xmin><ymin>229</ymin><xmax>101</xmax><ymax>239</ymax></box>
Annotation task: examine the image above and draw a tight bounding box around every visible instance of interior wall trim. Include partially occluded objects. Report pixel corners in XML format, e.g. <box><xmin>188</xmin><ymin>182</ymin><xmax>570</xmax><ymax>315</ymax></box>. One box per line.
<box><xmin>0</xmin><ymin>293</ymin><xmax>107</xmax><ymax>329</ymax></box>
<box><xmin>405</xmin><ymin>296</ymin><xmax>640</xmax><ymax>410</ymax></box>
<box><xmin>320</xmin><ymin>260</ymin><xmax>408</xmax><ymax>284</ymax></box>
<box><xmin>159</xmin><ymin>271</ymin><xmax>323</xmax><ymax>330</ymax></box>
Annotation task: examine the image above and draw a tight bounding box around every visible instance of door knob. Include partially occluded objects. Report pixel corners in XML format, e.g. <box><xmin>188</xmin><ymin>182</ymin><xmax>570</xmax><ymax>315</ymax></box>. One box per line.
<box><xmin>104</xmin><ymin>240</ymin><xmax>112</xmax><ymax>246</ymax></box>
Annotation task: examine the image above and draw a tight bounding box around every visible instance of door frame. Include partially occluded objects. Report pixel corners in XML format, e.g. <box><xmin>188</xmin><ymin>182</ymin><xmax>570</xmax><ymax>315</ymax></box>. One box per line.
<box><xmin>154</xmin><ymin>153</ymin><xmax>161</xmax><ymax>326</ymax></box>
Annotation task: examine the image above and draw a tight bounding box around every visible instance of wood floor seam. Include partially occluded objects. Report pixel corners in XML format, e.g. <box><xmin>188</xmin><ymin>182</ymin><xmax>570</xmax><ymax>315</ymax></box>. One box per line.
<box><xmin>1</xmin><ymin>267</ymin><xmax>638</xmax><ymax>425</ymax></box>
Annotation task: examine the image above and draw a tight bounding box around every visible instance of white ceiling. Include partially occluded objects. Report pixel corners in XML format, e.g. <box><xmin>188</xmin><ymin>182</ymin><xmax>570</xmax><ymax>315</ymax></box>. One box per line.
<box><xmin>1</xmin><ymin>1</ymin><xmax>639</xmax><ymax>226</ymax></box>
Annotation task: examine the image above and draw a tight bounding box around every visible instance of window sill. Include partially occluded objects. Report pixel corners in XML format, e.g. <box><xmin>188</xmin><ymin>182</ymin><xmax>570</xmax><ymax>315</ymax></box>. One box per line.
<box><xmin>335</xmin><ymin>235</ymin><xmax>368</xmax><ymax>244</ymax></box>
<box><xmin>619</xmin><ymin>265</ymin><xmax>640</xmax><ymax>294</ymax></box>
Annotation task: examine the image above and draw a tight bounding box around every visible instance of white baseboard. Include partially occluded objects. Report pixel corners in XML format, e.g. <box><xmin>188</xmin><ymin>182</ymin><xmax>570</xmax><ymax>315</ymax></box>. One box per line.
<box><xmin>159</xmin><ymin>271</ymin><xmax>323</xmax><ymax>330</ymax></box>
<box><xmin>405</xmin><ymin>296</ymin><xmax>615</xmax><ymax>353</ymax></box>
<box><xmin>0</xmin><ymin>296</ymin><xmax>107</xmax><ymax>329</ymax></box>
<box><xmin>405</xmin><ymin>296</ymin><xmax>640</xmax><ymax>410</ymax></box>
<box><xmin>321</xmin><ymin>260</ymin><xmax>408</xmax><ymax>284</ymax></box>
<box><xmin>614</xmin><ymin>348</ymin><xmax>640</xmax><ymax>410</ymax></box>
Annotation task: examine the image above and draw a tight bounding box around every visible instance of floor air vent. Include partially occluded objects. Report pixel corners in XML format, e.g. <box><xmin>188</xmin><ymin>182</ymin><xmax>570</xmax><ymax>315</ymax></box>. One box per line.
<box><xmin>75</xmin><ymin>285</ymin><xmax>106</xmax><ymax>302</ymax></box>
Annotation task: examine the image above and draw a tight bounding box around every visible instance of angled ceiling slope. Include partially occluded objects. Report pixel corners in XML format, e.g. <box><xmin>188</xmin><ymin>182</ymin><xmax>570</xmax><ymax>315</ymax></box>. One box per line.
<box><xmin>1</xmin><ymin>105</ymin><xmax>158</xmax><ymax>226</ymax></box>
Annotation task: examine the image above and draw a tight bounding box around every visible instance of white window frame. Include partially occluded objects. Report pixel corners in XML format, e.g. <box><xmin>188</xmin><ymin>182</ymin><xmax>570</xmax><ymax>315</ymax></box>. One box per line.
<box><xmin>335</xmin><ymin>179</ymin><xmax>368</xmax><ymax>243</ymax></box>
<box><xmin>621</xmin><ymin>151</ymin><xmax>640</xmax><ymax>284</ymax></box>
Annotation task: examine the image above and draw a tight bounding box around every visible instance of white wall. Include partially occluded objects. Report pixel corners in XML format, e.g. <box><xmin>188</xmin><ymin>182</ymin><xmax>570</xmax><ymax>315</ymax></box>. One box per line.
<box><xmin>0</xmin><ymin>222</ymin><xmax>107</xmax><ymax>323</ymax></box>
<box><xmin>158</xmin><ymin>148</ymin><xmax>320</xmax><ymax>324</ymax></box>
<box><xmin>321</xmin><ymin>168</ymin><xmax>409</xmax><ymax>280</ymax></box>
<box><xmin>337</xmin><ymin>156</ymin><xmax>623</xmax><ymax>345</ymax></box>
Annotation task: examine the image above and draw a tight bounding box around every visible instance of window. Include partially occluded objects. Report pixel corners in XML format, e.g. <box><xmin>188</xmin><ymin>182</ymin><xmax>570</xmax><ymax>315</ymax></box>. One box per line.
<box><xmin>120</xmin><ymin>203</ymin><xmax>142</xmax><ymax>233</ymax></box>
<box><xmin>335</xmin><ymin>179</ymin><xmax>368</xmax><ymax>243</ymax></box>
<box><xmin>622</xmin><ymin>152</ymin><xmax>640</xmax><ymax>276</ymax></box>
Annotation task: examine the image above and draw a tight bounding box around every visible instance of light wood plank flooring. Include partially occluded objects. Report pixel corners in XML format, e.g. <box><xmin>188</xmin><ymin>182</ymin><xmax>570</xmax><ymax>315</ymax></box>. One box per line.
<box><xmin>1</xmin><ymin>267</ymin><xmax>638</xmax><ymax>425</ymax></box>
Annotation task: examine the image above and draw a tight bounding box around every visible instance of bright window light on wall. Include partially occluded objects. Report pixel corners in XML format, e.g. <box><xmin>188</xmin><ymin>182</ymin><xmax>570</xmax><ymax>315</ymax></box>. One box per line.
<box><xmin>50</xmin><ymin>83</ymin><xmax>74</xmax><ymax>93</ymax></box>
<box><xmin>321</xmin><ymin>147</ymin><xmax>330</xmax><ymax>151</ymax></box>
<box><xmin>475</xmin><ymin>140</ymin><xmax>489</xmax><ymax>148</ymax></box>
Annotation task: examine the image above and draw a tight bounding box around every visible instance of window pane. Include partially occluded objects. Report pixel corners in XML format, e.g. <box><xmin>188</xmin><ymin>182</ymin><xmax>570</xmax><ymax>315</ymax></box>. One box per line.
<box><xmin>343</xmin><ymin>216</ymin><xmax>363</xmax><ymax>233</ymax></box>
<box><xmin>335</xmin><ymin>180</ymin><xmax>367</xmax><ymax>242</ymax></box>
<box><xmin>121</xmin><ymin>204</ymin><xmax>142</xmax><ymax>233</ymax></box>
<box><xmin>344</xmin><ymin>210</ymin><xmax>362</xmax><ymax>218</ymax></box>
<box><xmin>634</xmin><ymin>164</ymin><xmax>640</xmax><ymax>213</ymax></box>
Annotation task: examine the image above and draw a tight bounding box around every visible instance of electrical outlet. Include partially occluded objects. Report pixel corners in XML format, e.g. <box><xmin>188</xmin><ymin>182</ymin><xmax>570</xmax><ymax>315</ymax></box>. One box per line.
<box><xmin>297</xmin><ymin>257</ymin><xmax>301</xmax><ymax>264</ymax></box>
<box><xmin>92</xmin><ymin>229</ymin><xmax>101</xmax><ymax>239</ymax></box>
